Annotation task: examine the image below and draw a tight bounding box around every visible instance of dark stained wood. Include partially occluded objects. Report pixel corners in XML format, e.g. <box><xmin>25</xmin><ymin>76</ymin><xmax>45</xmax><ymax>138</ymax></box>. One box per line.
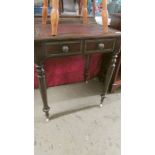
<box><xmin>34</xmin><ymin>23</ymin><xmax>120</xmax><ymax>41</ymax></box>
<box><xmin>45</xmin><ymin>40</ymin><xmax>83</xmax><ymax>57</ymax></box>
<box><xmin>34</xmin><ymin>16</ymin><xmax>121</xmax><ymax>120</ymax></box>
<box><xmin>109</xmin><ymin>13</ymin><xmax>121</xmax><ymax>92</ymax></box>
<box><xmin>110</xmin><ymin>52</ymin><xmax>121</xmax><ymax>92</ymax></box>
<box><xmin>35</xmin><ymin>16</ymin><xmax>97</xmax><ymax>25</ymax></box>
<box><xmin>85</xmin><ymin>38</ymin><xmax>116</xmax><ymax>53</ymax></box>
<box><xmin>36</xmin><ymin>65</ymin><xmax>50</xmax><ymax>119</ymax></box>
<box><xmin>84</xmin><ymin>54</ymin><xmax>90</xmax><ymax>83</ymax></box>
<box><xmin>100</xmin><ymin>37</ymin><xmax>120</xmax><ymax>106</ymax></box>
<box><xmin>99</xmin><ymin>13</ymin><xmax>121</xmax><ymax>93</ymax></box>
<box><xmin>109</xmin><ymin>13</ymin><xmax>121</xmax><ymax>31</ymax></box>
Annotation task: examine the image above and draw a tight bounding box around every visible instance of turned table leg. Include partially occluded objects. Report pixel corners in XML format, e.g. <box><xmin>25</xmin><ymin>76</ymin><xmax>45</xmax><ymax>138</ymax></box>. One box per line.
<box><xmin>36</xmin><ymin>65</ymin><xmax>50</xmax><ymax>121</ymax></box>
<box><xmin>51</xmin><ymin>0</ymin><xmax>59</xmax><ymax>36</ymax></box>
<box><xmin>84</xmin><ymin>55</ymin><xmax>90</xmax><ymax>83</ymax></box>
<box><xmin>100</xmin><ymin>53</ymin><xmax>118</xmax><ymax>107</ymax></box>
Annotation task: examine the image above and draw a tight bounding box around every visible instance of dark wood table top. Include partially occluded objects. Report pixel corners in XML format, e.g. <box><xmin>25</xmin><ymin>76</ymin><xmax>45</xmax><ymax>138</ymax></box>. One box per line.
<box><xmin>34</xmin><ymin>22</ymin><xmax>121</xmax><ymax>41</ymax></box>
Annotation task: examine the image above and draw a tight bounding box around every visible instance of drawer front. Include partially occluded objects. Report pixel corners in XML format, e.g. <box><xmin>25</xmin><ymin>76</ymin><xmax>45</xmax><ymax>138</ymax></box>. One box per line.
<box><xmin>85</xmin><ymin>38</ymin><xmax>116</xmax><ymax>53</ymax></box>
<box><xmin>44</xmin><ymin>40</ymin><xmax>82</xmax><ymax>57</ymax></box>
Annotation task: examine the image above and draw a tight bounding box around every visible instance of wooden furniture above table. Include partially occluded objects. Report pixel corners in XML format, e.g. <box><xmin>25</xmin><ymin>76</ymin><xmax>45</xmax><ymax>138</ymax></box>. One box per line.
<box><xmin>42</xmin><ymin>0</ymin><xmax>108</xmax><ymax>35</ymax></box>
<box><xmin>35</xmin><ymin>0</ymin><xmax>121</xmax><ymax>121</ymax></box>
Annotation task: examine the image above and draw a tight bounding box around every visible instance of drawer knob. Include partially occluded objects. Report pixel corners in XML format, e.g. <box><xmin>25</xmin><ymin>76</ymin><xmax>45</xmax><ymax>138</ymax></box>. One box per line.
<box><xmin>62</xmin><ymin>45</ymin><xmax>69</xmax><ymax>53</ymax></box>
<box><xmin>98</xmin><ymin>43</ymin><xmax>105</xmax><ymax>50</ymax></box>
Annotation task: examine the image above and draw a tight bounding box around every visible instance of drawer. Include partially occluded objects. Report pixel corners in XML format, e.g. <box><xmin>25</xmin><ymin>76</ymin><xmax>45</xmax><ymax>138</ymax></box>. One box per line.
<box><xmin>44</xmin><ymin>40</ymin><xmax>82</xmax><ymax>57</ymax></box>
<box><xmin>85</xmin><ymin>38</ymin><xmax>116</xmax><ymax>53</ymax></box>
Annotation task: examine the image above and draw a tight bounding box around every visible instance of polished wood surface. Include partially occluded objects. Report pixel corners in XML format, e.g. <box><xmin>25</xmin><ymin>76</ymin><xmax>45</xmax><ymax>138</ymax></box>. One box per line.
<box><xmin>34</xmin><ymin>16</ymin><xmax>121</xmax><ymax>120</ymax></box>
<box><xmin>35</xmin><ymin>17</ymin><xmax>120</xmax><ymax>40</ymax></box>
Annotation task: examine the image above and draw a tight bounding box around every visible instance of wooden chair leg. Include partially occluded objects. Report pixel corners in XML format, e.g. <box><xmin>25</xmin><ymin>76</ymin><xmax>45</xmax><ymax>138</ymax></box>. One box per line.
<box><xmin>51</xmin><ymin>0</ymin><xmax>59</xmax><ymax>36</ymax></box>
<box><xmin>82</xmin><ymin>0</ymin><xmax>88</xmax><ymax>24</ymax></box>
<box><xmin>42</xmin><ymin>0</ymin><xmax>48</xmax><ymax>24</ymax></box>
<box><xmin>92</xmin><ymin>0</ymin><xmax>95</xmax><ymax>16</ymax></box>
<box><xmin>101</xmin><ymin>0</ymin><xmax>108</xmax><ymax>32</ymax></box>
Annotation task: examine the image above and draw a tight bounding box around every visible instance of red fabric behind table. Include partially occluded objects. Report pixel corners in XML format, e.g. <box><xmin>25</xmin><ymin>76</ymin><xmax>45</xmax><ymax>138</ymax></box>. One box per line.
<box><xmin>34</xmin><ymin>54</ymin><xmax>103</xmax><ymax>89</ymax></box>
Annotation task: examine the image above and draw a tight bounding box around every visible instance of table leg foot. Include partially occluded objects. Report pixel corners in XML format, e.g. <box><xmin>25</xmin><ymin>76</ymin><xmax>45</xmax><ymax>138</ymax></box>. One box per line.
<box><xmin>99</xmin><ymin>103</ymin><xmax>103</xmax><ymax>108</ymax></box>
<box><xmin>46</xmin><ymin>118</ymin><xmax>49</xmax><ymax>122</ymax></box>
<box><xmin>45</xmin><ymin>112</ymin><xmax>50</xmax><ymax>122</ymax></box>
<box><xmin>43</xmin><ymin>107</ymin><xmax>50</xmax><ymax>122</ymax></box>
<box><xmin>99</xmin><ymin>51</ymin><xmax>119</xmax><ymax>108</ymax></box>
<box><xmin>85</xmin><ymin>80</ymin><xmax>88</xmax><ymax>84</ymax></box>
<box><xmin>99</xmin><ymin>95</ymin><xmax>105</xmax><ymax>107</ymax></box>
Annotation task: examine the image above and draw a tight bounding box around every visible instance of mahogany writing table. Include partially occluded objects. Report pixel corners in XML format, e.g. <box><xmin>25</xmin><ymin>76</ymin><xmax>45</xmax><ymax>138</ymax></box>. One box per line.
<box><xmin>34</xmin><ymin>16</ymin><xmax>121</xmax><ymax>121</ymax></box>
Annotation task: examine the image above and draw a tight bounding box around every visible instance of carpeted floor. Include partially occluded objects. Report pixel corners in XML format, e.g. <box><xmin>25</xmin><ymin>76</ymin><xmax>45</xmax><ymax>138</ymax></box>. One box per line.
<box><xmin>34</xmin><ymin>79</ymin><xmax>121</xmax><ymax>155</ymax></box>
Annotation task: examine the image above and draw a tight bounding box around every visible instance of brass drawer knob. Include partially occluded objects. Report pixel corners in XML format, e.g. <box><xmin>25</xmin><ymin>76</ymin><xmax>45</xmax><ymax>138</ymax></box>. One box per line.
<box><xmin>62</xmin><ymin>45</ymin><xmax>69</xmax><ymax>53</ymax></box>
<box><xmin>98</xmin><ymin>43</ymin><xmax>105</xmax><ymax>50</ymax></box>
